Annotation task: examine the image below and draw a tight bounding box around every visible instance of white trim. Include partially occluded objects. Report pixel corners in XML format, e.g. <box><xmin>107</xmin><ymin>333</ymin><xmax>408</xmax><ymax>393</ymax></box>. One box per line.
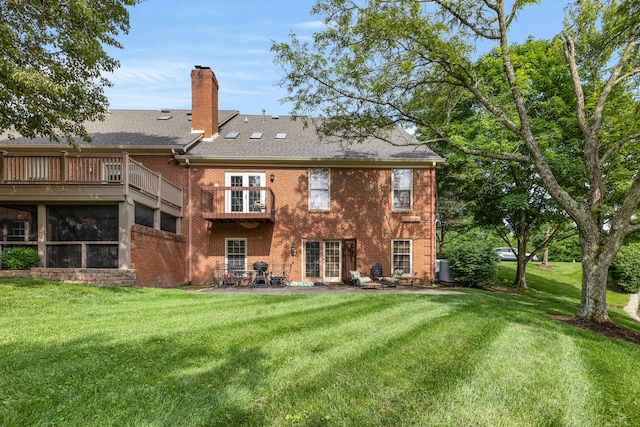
<box><xmin>308</xmin><ymin>168</ymin><xmax>331</xmax><ymax>211</ymax></box>
<box><xmin>323</xmin><ymin>240</ymin><xmax>342</xmax><ymax>283</ymax></box>
<box><xmin>392</xmin><ymin>168</ymin><xmax>413</xmax><ymax>211</ymax></box>
<box><xmin>224</xmin><ymin>172</ymin><xmax>266</xmax><ymax>213</ymax></box>
<box><xmin>391</xmin><ymin>238</ymin><xmax>413</xmax><ymax>273</ymax></box>
<box><xmin>225</xmin><ymin>238</ymin><xmax>247</xmax><ymax>270</ymax></box>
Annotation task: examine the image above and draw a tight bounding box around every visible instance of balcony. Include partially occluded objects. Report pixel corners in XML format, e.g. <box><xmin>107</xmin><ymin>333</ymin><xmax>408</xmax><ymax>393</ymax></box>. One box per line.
<box><xmin>0</xmin><ymin>151</ymin><xmax>183</xmax><ymax>212</ymax></box>
<box><xmin>201</xmin><ymin>186</ymin><xmax>275</xmax><ymax>223</ymax></box>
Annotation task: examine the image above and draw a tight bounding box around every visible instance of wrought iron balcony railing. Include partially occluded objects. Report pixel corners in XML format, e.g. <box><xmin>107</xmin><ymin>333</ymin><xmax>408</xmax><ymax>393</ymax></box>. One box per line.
<box><xmin>200</xmin><ymin>186</ymin><xmax>275</xmax><ymax>223</ymax></box>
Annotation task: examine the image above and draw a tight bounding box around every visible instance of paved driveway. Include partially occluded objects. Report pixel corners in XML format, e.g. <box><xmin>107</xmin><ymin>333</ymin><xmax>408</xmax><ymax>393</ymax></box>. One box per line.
<box><xmin>197</xmin><ymin>285</ymin><xmax>462</xmax><ymax>295</ymax></box>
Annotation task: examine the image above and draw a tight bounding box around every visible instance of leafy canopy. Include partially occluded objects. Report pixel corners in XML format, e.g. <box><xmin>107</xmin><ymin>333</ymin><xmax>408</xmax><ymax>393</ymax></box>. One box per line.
<box><xmin>273</xmin><ymin>0</ymin><xmax>640</xmax><ymax>322</ymax></box>
<box><xmin>0</xmin><ymin>0</ymin><xmax>140</xmax><ymax>143</ymax></box>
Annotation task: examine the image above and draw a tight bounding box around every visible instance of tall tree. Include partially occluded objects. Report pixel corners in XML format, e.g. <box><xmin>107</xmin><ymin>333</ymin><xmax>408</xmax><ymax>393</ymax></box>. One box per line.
<box><xmin>0</xmin><ymin>0</ymin><xmax>140</xmax><ymax>143</ymax></box>
<box><xmin>429</xmin><ymin>141</ymin><xmax>478</xmax><ymax>257</ymax></box>
<box><xmin>273</xmin><ymin>0</ymin><xmax>640</xmax><ymax>322</ymax></box>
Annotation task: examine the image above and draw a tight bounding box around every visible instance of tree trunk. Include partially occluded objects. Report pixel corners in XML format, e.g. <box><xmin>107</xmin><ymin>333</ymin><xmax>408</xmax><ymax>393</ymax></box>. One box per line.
<box><xmin>513</xmin><ymin>232</ymin><xmax>528</xmax><ymax>288</ymax></box>
<box><xmin>514</xmin><ymin>256</ymin><xmax>528</xmax><ymax>288</ymax></box>
<box><xmin>542</xmin><ymin>226</ymin><xmax>550</xmax><ymax>266</ymax></box>
<box><xmin>578</xmin><ymin>243</ymin><xmax>611</xmax><ymax>323</ymax></box>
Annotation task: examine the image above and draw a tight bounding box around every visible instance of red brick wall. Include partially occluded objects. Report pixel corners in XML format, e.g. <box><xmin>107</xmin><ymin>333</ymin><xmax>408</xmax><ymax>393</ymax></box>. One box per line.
<box><xmin>189</xmin><ymin>166</ymin><xmax>437</xmax><ymax>285</ymax></box>
<box><xmin>130</xmin><ymin>224</ymin><xmax>187</xmax><ymax>287</ymax></box>
<box><xmin>129</xmin><ymin>156</ymin><xmax>437</xmax><ymax>286</ymax></box>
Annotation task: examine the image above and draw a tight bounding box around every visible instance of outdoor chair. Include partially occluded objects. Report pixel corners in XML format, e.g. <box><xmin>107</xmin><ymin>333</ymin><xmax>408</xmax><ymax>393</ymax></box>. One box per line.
<box><xmin>349</xmin><ymin>270</ymin><xmax>372</xmax><ymax>287</ymax></box>
<box><xmin>380</xmin><ymin>269</ymin><xmax>403</xmax><ymax>287</ymax></box>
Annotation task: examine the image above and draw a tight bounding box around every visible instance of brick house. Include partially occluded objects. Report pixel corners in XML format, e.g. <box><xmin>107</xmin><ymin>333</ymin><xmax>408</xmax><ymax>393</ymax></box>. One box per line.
<box><xmin>0</xmin><ymin>66</ymin><xmax>443</xmax><ymax>287</ymax></box>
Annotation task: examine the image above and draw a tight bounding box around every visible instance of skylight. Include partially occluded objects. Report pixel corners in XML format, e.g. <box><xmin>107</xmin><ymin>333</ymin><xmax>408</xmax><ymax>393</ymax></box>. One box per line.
<box><xmin>275</xmin><ymin>132</ymin><xmax>287</xmax><ymax>139</ymax></box>
<box><xmin>225</xmin><ymin>131</ymin><xmax>240</xmax><ymax>139</ymax></box>
<box><xmin>250</xmin><ymin>132</ymin><xmax>263</xmax><ymax>139</ymax></box>
<box><xmin>157</xmin><ymin>115</ymin><xmax>173</xmax><ymax>120</ymax></box>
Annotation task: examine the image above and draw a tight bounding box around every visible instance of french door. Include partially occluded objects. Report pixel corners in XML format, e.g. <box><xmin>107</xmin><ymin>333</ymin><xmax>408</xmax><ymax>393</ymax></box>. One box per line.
<box><xmin>304</xmin><ymin>240</ymin><xmax>342</xmax><ymax>283</ymax></box>
<box><xmin>224</xmin><ymin>173</ymin><xmax>266</xmax><ymax>213</ymax></box>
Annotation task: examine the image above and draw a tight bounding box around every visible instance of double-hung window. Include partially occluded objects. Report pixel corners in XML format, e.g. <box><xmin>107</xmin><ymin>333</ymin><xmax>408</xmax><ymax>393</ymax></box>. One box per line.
<box><xmin>392</xmin><ymin>239</ymin><xmax>412</xmax><ymax>273</ymax></box>
<box><xmin>226</xmin><ymin>238</ymin><xmax>247</xmax><ymax>271</ymax></box>
<box><xmin>309</xmin><ymin>168</ymin><xmax>330</xmax><ymax>210</ymax></box>
<box><xmin>392</xmin><ymin>169</ymin><xmax>412</xmax><ymax>211</ymax></box>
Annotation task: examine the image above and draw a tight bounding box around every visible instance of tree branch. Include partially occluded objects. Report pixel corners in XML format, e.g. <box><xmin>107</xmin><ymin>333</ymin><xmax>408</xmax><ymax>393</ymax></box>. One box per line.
<box><xmin>599</xmin><ymin>133</ymin><xmax>640</xmax><ymax>168</ymax></box>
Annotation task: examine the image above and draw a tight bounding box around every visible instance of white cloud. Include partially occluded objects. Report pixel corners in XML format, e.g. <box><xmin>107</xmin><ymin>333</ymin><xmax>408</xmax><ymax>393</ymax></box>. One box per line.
<box><xmin>291</xmin><ymin>20</ymin><xmax>325</xmax><ymax>30</ymax></box>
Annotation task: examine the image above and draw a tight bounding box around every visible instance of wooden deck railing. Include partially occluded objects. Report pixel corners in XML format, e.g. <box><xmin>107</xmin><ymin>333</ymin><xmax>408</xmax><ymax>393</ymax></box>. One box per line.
<box><xmin>0</xmin><ymin>151</ymin><xmax>182</xmax><ymax>209</ymax></box>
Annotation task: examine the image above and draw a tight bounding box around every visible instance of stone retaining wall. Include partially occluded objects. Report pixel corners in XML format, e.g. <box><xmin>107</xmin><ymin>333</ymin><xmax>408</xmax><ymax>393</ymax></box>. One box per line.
<box><xmin>0</xmin><ymin>268</ymin><xmax>136</xmax><ymax>287</ymax></box>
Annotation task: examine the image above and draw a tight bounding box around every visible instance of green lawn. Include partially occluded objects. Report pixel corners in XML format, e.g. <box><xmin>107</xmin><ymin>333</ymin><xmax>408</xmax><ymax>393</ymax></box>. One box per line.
<box><xmin>1</xmin><ymin>264</ymin><xmax>639</xmax><ymax>426</ymax></box>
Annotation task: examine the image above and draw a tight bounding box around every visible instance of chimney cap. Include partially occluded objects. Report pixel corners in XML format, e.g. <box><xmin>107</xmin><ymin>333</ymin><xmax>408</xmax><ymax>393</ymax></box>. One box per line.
<box><xmin>194</xmin><ymin>65</ymin><xmax>211</xmax><ymax>70</ymax></box>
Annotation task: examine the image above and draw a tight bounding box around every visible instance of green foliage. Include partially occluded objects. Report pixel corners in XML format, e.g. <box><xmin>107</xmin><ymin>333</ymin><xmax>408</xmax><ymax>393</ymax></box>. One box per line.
<box><xmin>548</xmin><ymin>235</ymin><xmax>583</xmax><ymax>262</ymax></box>
<box><xmin>611</xmin><ymin>243</ymin><xmax>640</xmax><ymax>293</ymax></box>
<box><xmin>0</xmin><ymin>247</ymin><xmax>39</xmax><ymax>270</ymax></box>
<box><xmin>447</xmin><ymin>233</ymin><xmax>500</xmax><ymax>287</ymax></box>
<box><xmin>0</xmin><ymin>0</ymin><xmax>140</xmax><ymax>144</ymax></box>
<box><xmin>272</xmin><ymin>0</ymin><xmax>640</xmax><ymax>321</ymax></box>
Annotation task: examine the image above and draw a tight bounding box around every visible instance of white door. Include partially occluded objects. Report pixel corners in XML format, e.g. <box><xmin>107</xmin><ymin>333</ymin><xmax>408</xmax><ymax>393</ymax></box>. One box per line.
<box><xmin>225</xmin><ymin>173</ymin><xmax>266</xmax><ymax>213</ymax></box>
<box><xmin>323</xmin><ymin>240</ymin><xmax>342</xmax><ymax>283</ymax></box>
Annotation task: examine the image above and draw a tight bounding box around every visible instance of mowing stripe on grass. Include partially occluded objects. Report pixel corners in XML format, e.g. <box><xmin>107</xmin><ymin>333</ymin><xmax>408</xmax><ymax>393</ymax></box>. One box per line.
<box><xmin>417</xmin><ymin>320</ymin><xmax>597</xmax><ymax>426</ymax></box>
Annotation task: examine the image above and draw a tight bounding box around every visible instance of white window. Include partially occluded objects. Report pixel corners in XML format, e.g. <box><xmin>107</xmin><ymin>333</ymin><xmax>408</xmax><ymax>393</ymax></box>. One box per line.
<box><xmin>225</xmin><ymin>238</ymin><xmax>247</xmax><ymax>270</ymax></box>
<box><xmin>392</xmin><ymin>239</ymin><xmax>412</xmax><ymax>273</ymax></box>
<box><xmin>224</xmin><ymin>172</ymin><xmax>266</xmax><ymax>213</ymax></box>
<box><xmin>309</xmin><ymin>168</ymin><xmax>330</xmax><ymax>210</ymax></box>
<box><xmin>392</xmin><ymin>169</ymin><xmax>412</xmax><ymax>211</ymax></box>
<box><xmin>7</xmin><ymin>221</ymin><xmax>29</xmax><ymax>241</ymax></box>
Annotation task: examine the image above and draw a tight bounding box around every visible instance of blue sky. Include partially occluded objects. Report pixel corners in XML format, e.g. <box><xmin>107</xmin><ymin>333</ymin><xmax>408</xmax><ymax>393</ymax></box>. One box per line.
<box><xmin>105</xmin><ymin>0</ymin><xmax>566</xmax><ymax>115</ymax></box>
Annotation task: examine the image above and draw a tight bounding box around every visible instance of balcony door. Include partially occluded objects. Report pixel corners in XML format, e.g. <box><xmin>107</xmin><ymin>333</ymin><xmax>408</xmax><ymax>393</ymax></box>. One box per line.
<box><xmin>225</xmin><ymin>173</ymin><xmax>266</xmax><ymax>213</ymax></box>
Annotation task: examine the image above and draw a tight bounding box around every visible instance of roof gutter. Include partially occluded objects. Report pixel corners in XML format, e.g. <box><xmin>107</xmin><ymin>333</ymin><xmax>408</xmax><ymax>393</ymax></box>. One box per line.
<box><xmin>173</xmin><ymin>156</ymin><xmax>445</xmax><ymax>168</ymax></box>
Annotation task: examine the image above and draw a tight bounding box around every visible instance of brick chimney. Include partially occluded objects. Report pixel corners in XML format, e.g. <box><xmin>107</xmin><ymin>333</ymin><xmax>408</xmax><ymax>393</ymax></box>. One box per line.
<box><xmin>191</xmin><ymin>66</ymin><xmax>219</xmax><ymax>139</ymax></box>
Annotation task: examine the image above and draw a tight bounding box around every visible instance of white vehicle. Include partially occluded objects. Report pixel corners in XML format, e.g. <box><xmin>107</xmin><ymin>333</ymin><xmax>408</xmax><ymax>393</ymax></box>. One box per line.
<box><xmin>495</xmin><ymin>247</ymin><xmax>538</xmax><ymax>261</ymax></box>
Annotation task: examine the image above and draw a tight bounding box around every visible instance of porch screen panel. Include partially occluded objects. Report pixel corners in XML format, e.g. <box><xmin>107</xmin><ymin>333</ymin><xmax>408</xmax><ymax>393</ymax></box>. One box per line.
<box><xmin>46</xmin><ymin>205</ymin><xmax>118</xmax><ymax>268</ymax></box>
<box><xmin>48</xmin><ymin>205</ymin><xmax>118</xmax><ymax>242</ymax></box>
<box><xmin>87</xmin><ymin>245</ymin><xmax>118</xmax><ymax>268</ymax></box>
<box><xmin>160</xmin><ymin>212</ymin><xmax>177</xmax><ymax>233</ymax></box>
<box><xmin>135</xmin><ymin>203</ymin><xmax>154</xmax><ymax>227</ymax></box>
<box><xmin>0</xmin><ymin>205</ymin><xmax>38</xmax><ymax>242</ymax></box>
<box><xmin>47</xmin><ymin>244</ymin><xmax>82</xmax><ymax>268</ymax></box>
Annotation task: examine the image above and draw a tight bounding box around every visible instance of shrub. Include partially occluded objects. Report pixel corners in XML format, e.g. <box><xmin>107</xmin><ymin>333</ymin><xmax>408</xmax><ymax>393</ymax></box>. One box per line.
<box><xmin>611</xmin><ymin>243</ymin><xmax>640</xmax><ymax>293</ymax></box>
<box><xmin>447</xmin><ymin>236</ymin><xmax>500</xmax><ymax>287</ymax></box>
<box><xmin>0</xmin><ymin>247</ymin><xmax>40</xmax><ymax>270</ymax></box>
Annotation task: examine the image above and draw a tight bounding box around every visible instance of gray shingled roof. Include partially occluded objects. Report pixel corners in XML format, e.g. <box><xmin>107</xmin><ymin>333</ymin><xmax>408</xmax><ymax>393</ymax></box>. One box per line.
<box><xmin>0</xmin><ymin>109</ymin><xmax>239</xmax><ymax>150</ymax></box>
<box><xmin>185</xmin><ymin>114</ymin><xmax>443</xmax><ymax>165</ymax></box>
<box><xmin>0</xmin><ymin>109</ymin><xmax>444</xmax><ymax>165</ymax></box>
